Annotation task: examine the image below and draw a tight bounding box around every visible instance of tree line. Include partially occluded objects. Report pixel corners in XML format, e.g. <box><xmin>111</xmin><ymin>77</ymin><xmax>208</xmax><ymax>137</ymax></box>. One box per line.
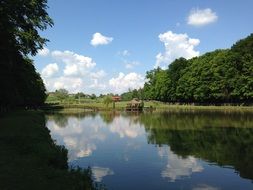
<box><xmin>0</xmin><ymin>0</ymin><xmax>53</xmax><ymax>111</ymax></box>
<box><xmin>141</xmin><ymin>34</ymin><xmax>253</xmax><ymax>105</ymax></box>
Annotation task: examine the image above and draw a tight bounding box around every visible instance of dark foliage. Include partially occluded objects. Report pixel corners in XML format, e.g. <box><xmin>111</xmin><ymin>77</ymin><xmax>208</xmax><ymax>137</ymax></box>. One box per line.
<box><xmin>0</xmin><ymin>0</ymin><xmax>53</xmax><ymax>111</ymax></box>
<box><xmin>0</xmin><ymin>111</ymin><xmax>98</xmax><ymax>190</ymax></box>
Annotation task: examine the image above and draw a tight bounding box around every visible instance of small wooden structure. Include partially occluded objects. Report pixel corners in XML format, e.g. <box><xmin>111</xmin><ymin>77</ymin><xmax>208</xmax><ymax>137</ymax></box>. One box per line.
<box><xmin>112</xmin><ymin>96</ymin><xmax>121</xmax><ymax>102</ymax></box>
<box><xmin>125</xmin><ymin>98</ymin><xmax>143</xmax><ymax>112</ymax></box>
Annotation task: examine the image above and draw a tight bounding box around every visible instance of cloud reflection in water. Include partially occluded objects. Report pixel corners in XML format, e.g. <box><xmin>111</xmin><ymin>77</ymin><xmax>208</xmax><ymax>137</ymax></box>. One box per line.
<box><xmin>46</xmin><ymin>114</ymin><xmax>145</xmax><ymax>161</ymax></box>
<box><xmin>92</xmin><ymin>167</ymin><xmax>114</xmax><ymax>182</ymax></box>
<box><xmin>158</xmin><ymin>146</ymin><xmax>203</xmax><ymax>182</ymax></box>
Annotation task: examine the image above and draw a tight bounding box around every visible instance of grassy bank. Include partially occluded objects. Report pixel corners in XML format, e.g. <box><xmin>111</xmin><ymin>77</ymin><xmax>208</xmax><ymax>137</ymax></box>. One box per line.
<box><xmin>0</xmin><ymin>110</ymin><xmax>96</xmax><ymax>190</ymax></box>
<box><xmin>44</xmin><ymin>100</ymin><xmax>253</xmax><ymax>113</ymax></box>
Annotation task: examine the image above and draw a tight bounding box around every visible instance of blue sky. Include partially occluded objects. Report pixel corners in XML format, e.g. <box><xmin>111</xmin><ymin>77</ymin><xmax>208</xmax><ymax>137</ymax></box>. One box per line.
<box><xmin>34</xmin><ymin>0</ymin><xmax>253</xmax><ymax>94</ymax></box>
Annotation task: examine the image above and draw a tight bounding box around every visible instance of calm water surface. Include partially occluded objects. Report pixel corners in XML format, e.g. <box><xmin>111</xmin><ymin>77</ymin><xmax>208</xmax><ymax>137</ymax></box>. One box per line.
<box><xmin>46</xmin><ymin>111</ymin><xmax>253</xmax><ymax>190</ymax></box>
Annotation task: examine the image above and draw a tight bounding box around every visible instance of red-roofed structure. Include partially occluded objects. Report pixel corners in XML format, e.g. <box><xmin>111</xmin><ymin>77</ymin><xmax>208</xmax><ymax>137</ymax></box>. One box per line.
<box><xmin>112</xmin><ymin>96</ymin><xmax>121</xmax><ymax>102</ymax></box>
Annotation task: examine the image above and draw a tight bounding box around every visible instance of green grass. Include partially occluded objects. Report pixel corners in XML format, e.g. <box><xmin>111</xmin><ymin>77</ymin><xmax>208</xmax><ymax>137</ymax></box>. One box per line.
<box><xmin>0</xmin><ymin>110</ymin><xmax>96</xmax><ymax>190</ymax></box>
<box><xmin>45</xmin><ymin>98</ymin><xmax>253</xmax><ymax>112</ymax></box>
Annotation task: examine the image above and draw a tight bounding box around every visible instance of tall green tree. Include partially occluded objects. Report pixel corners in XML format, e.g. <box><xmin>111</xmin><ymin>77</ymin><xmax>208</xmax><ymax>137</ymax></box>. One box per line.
<box><xmin>143</xmin><ymin>68</ymin><xmax>162</xmax><ymax>100</ymax></box>
<box><xmin>141</xmin><ymin>33</ymin><xmax>253</xmax><ymax>104</ymax></box>
<box><xmin>0</xmin><ymin>0</ymin><xmax>53</xmax><ymax>55</ymax></box>
<box><xmin>0</xmin><ymin>0</ymin><xmax>53</xmax><ymax>110</ymax></box>
<box><xmin>55</xmin><ymin>89</ymin><xmax>69</xmax><ymax>102</ymax></box>
<box><xmin>103</xmin><ymin>96</ymin><xmax>113</xmax><ymax>108</ymax></box>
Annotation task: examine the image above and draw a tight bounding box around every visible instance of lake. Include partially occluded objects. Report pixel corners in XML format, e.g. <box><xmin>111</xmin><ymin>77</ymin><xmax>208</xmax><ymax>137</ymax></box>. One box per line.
<box><xmin>46</xmin><ymin>110</ymin><xmax>253</xmax><ymax>190</ymax></box>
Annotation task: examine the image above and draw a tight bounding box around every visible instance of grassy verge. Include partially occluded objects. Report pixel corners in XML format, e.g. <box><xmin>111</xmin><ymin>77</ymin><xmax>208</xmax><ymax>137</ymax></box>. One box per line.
<box><xmin>44</xmin><ymin>100</ymin><xmax>253</xmax><ymax>112</ymax></box>
<box><xmin>0</xmin><ymin>110</ymin><xmax>97</xmax><ymax>190</ymax></box>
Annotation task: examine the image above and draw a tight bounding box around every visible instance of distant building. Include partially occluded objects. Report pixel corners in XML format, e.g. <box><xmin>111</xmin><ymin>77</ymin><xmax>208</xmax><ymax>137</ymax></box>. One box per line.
<box><xmin>112</xmin><ymin>96</ymin><xmax>121</xmax><ymax>102</ymax></box>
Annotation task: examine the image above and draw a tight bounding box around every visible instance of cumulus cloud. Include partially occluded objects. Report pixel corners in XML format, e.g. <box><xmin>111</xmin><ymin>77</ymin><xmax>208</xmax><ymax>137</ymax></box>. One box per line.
<box><xmin>40</xmin><ymin>50</ymin><xmax>99</xmax><ymax>93</ymax></box>
<box><xmin>90</xmin><ymin>32</ymin><xmax>113</xmax><ymax>46</ymax></box>
<box><xmin>187</xmin><ymin>8</ymin><xmax>218</xmax><ymax>26</ymax></box>
<box><xmin>155</xmin><ymin>31</ymin><xmax>200</xmax><ymax>68</ymax></box>
<box><xmin>90</xmin><ymin>70</ymin><xmax>107</xmax><ymax>79</ymax></box>
<box><xmin>37</xmin><ymin>47</ymin><xmax>50</xmax><ymax>56</ymax></box>
<box><xmin>109</xmin><ymin>72</ymin><xmax>145</xmax><ymax>94</ymax></box>
<box><xmin>89</xmin><ymin>79</ymin><xmax>107</xmax><ymax>90</ymax></box>
<box><xmin>44</xmin><ymin>76</ymin><xmax>83</xmax><ymax>93</ymax></box>
<box><xmin>88</xmin><ymin>70</ymin><xmax>107</xmax><ymax>90</ymax></box>
<box><xmin>40</xmin><ymin>49</ymin><xmax>144</xmax><ymax>94</ymax></box>
<box><xmin>41</xmin><ymin>63</ymin><xmax>59</xmax><ymax>78</ymax></box>
<box><xmin>51</xmin><ymin>50</ymin><xmax>96</xmax><ymax>77</ymax></box>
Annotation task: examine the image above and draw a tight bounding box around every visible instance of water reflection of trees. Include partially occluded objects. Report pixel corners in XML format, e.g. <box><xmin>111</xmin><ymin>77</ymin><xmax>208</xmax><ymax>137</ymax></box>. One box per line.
<box><xmin>47</xmin><ymin>114</ymin><xmax>69</xmax><ymax>128</ymax></box>
<box><xmin>46</xmin><ymin>112</ymin><xmax>97</xmax><ymax>128</ymax></box>
<box><xmin>100</xmin><ymin>111</ymin><xmax>119</xmax><ymax>124</ymax></box>
<box><xmin>139</xmin><ymin>111</ymin><xmax>253</xmax><ymax>181</ymax></box>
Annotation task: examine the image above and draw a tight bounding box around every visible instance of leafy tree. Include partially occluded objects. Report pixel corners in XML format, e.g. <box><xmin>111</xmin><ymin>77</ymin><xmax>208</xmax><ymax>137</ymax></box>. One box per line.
<box><xmin>16</xmin><ymin>58</ymin><xmax>47</xmax><ymax>106</ymax></box>
<box><xmin>75</xmin><ymin>92</ymin><xmax>86</xmax><ymax>99</ymax></box>
<box><xmin>143</xmin><ymin>68</ymin><xmax>162</xmax><ymax>100</ymax></box>
<box><xmin>55</xmin><ymin>89</ymin><xmax>69</xmax><ymax>102</ymax></box>
<box><xmin>99</xmin><ymin>94</ymin><xmax>105</xmax><ymax>98</ymax></box>
<box><xmin>0</xmin><ymin>0</ymin><xmax>53</xmax><ymax>111</ymax></box>
<box><xmin>131</xmin><ymin>89</ymin><xmax>139</xmax><ymax>99</ymax></box>
<box><xmin>0</xmin><ymin>0</ymin><xmax>53</xmax><ymax>55</ymax></box>
<box><xmin>90</xmin><ymin>94</ymin><xmax>97</xmax><ymax>100</ymax></box>
<box><xmin>230</xmin><ymin>33</ymin><xmax>253</xmax><ymax>103</ymax></box>
<box><xmin>103</xmin><ymin>96</ymin><xmax>113</xmax><ymax>108</ymax></box>
<box><xmin>141</xmin><ymin>33</ymin><xmax>253</xmax><ymax>104</ymax></box>
<box><xmin>121</xmin><ymin>91</ymin><xmax>133</xmax><ymax>101</ymax></box>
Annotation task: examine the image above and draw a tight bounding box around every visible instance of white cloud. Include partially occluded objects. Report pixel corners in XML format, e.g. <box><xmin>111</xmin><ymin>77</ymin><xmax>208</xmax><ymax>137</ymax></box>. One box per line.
<box><xmin>40</xmin><ymin>49</ymin><xmax>143</xmax><ymax>94</ymax></box>
<box><xmin>90</xmin><ymin>70</ymin><xmax>107</xmax><ymax>79</ymax></box>
<box><xmin>109</xmin><ymin>72</ymin><xmax>145</xmax><ymax>94</ymax></box>
<box><xmin>89</xmin><ymin>79</ymin><xmax>107</xmax><ymax>90</ymax></box>
<box><xmin>89</xmin><ymin>70</ymin><xmax>107</xmax><ymax>90</ymax></box>
<box><xmin>38</xmin><ymin>47</ymin><xmax>50</xmax><ymax>56</ymax></box>
<box><xmin>41</xmin><ymin>50</ymin><xmax>99</xmax><ymax>93</ymax></box>
<box><xmin>125</xmin><ymin>64</ymin><xmax>133</xmax><ymax>69</ymax></box>
<box><xmin>125</xmin><ymin>61</ymin><xmax>140</xmax><ymax>69</ymax></box>
<box><xmin>155</xmin><ymin>31</ymin><xmax>200</xmax><ymax>68</ymax></box>
<box><xmin>187</xmin><ymin>8</ymin><xmax>218</xmax><ymax>26</ymax></box>
<box><xmin>118</xmin><ymin>50</ymin><xmax>130</xmax><ymax>56</ymax></box>
<box><xmin>44</xmin><ymin>76</ymin><xmax>83</xmax><ymax>93</ymax></box>
<box><xmin>51</xmin><ymin>50</ymin><xmax>96</xmax><ymax>77</ymax></box>
<box><xmin>90</xmin><ymin>32</ymin><xmax>113</xmax><ymax>46</ymax></box>
<box><xmin>41</xmin><ymin>63</ymin><xmax>59</xmax><ymax>78</ymax></box>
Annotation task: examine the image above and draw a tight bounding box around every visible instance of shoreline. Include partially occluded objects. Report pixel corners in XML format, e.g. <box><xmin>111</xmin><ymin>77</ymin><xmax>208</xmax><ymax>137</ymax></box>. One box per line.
<box><xmin>43</xmin><ymin>102</ymin><xmax>253</xmax><ymax>113</ymax></box>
